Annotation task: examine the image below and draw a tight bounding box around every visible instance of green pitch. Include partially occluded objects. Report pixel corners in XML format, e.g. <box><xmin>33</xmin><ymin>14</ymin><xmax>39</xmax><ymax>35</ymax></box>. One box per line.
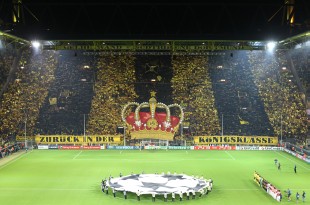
<box><xmin>0</xmin><ymin>150</ymin><xmax>309</xmax><ymax>205</ymax></box>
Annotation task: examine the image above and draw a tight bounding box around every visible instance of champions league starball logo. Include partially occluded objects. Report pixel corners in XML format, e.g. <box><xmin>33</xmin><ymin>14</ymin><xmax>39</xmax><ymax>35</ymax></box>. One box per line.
<box><xmin>121</xmin><ymin>92</ymin><xmax>184</xmax><ymax>140</ymax></box>
<box><xmin>105</xmin><ymin>173</ymin><xmax>213</xmax><ymax>199</ymax></box>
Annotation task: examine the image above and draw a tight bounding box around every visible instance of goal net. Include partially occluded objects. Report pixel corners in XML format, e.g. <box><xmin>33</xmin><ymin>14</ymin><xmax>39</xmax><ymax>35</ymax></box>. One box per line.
<box><xmin>140</xmin><ymin>139</ymin><xmax>169</xmax><ymax>150</ymax></box>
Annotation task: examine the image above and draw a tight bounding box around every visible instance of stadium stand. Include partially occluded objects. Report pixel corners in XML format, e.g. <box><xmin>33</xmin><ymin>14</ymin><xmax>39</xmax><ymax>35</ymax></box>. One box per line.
<box><xmin>248</xmin><ymin>50</ymin><xmax>308</xmax><ymax>143</ymax></box>
<box><xmin>0</xmin><ymin>37</ymin><xmax>308</xmax><ymax>146</ymax></box>
<box><xmin>36</xmin><ymin>51</ymin><xmax>95</xmax><ymax>135</ymax></box>
<box><xmin>210</xmin><ymin>51</ymin><xmax>273</xmax><ymax>136</ymax></box>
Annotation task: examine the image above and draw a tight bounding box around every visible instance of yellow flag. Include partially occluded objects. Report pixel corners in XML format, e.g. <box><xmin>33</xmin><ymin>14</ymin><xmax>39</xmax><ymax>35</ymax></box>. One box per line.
<box><xmin>49</xmin><ymin>97</ymin><xmax>57</xmax><ymax>105</ymax></box>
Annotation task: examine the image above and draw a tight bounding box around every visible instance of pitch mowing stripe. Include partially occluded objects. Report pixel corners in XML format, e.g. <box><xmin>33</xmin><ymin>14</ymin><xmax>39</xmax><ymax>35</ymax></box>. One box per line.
<box><xmin>274</xmin><ymin>151</ymin><xmax>310</xmax><ymax>171</ymax></box>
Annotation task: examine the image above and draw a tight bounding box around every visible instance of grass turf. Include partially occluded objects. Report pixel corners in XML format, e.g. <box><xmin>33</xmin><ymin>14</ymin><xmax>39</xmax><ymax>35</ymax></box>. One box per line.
<box><xmin>0</xmin><ymin>149</ymin><xmax>309</xmax><ymax>205</ymax></box>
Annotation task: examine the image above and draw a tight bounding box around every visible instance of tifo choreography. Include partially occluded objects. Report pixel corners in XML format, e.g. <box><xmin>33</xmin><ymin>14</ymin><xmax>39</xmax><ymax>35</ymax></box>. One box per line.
<box><xmin>101</xmin><ymin>172</ymin><xmax>213</xmax><ymax>201</ymax></box>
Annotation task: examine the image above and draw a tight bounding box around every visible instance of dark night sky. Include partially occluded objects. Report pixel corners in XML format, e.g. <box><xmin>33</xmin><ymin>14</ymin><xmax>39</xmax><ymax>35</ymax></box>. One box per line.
<box><xmin>0</xmin><ymin>0</ymin><xmax>309</xmax><ymax>40</ymax></box>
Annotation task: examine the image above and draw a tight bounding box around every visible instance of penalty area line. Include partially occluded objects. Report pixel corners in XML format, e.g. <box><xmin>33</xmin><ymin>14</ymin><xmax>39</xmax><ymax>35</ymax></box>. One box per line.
<box><xmin>225</xmin><ymin>151</ymin><xmax>236</xmax><ymax>160</ymax></box>
<box><xmin>73</xmin><ymin>151</ymin><xmax>83</xmax><ymax>160</ymax></box>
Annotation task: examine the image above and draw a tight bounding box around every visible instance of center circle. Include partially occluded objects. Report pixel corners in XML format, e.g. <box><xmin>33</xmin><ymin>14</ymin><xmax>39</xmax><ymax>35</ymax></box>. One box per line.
<box><xmin>106</xmin><ymin>173</ymin><xmax>212</xmax><ymax>195</ymax></box>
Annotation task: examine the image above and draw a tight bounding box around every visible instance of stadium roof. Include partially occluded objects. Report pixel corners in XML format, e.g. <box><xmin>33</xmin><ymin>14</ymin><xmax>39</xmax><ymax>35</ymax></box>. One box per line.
<box><xmin>1</xmin><ymin>29</ymin><xmax>309</xmax><ymax>52</ymax></box>
<box><xmin>0</xmin><ymin>0</ymin><xmax>309</xmax><ymax>41</ymax></box>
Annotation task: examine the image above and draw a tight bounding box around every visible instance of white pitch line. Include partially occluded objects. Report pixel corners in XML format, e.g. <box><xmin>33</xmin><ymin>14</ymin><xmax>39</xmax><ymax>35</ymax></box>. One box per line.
<box><xmin>213</xmin><ymin>188</ymin><xmax>259</xmax><ymax>191</ymax></box>
<box><xmin>0</xmin><ymin>187</ymin><xmax>309</xmax><ymax>192</ymax></box>
<box><xmin>72</xmin><ymin>158</ymin><xmax>234</xmax><ymax>162</ymax></box>
<box><xmin>73</xmin><ymin>151</ymin><xmax>83</xmax><ymax>160</ymax></box>
<box><xmin>225</xmin><ymin>151</ymin><xmax>236</xmax><ymax>160</ymax></box>
<box><xmin>0</xmin><ymin>187</ymin><xmax>95</xmax><ymax>191</ymax></box>
<box><xmin>0</xmin><ymin>187</ymin><xmax>260</xmax><ymax>192</ymax></box>
<box><xmin>274</xmin><ymin>151</ymin><xmax>310</xmax><ymax>171</ymax></box>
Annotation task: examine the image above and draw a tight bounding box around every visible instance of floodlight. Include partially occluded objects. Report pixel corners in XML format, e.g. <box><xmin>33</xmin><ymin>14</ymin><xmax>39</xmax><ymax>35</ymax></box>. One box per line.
<box><xmin>31</xmin><ymin>41</ymin><xmax>40</xmax><ymax>48</ymax></box>
<box><xmin>266</xmin><ymin>41</ymin><xmax>276</xmax><ymax>51</ymax></box>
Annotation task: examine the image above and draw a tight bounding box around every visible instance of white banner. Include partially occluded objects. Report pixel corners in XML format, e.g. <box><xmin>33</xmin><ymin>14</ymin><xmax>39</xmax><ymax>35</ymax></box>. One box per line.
<box><xmin>258</xmin><ymin>147</ymin><xmax>283</xmax><ymax>151</ymax></box>
<box><xmin>38</xmin><ymin>145</ymin><xmax>49</xmax><ymax>150</ymax></box>
<box><xmin>237</xmin><ymin>146</ymin><xmax>283</xmax><ymax>151</ymax></box>
<box><xmin>236</xmin><ymin>146</ymin><xmax>259</xmax><ymax>150</ymax></box>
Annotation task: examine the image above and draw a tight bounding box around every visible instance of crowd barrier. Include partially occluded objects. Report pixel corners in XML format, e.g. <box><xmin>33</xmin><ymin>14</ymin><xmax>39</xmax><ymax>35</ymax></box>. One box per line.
<box><xmin>37</xmin><ymin>145</ymin><xmax>286</xmax><ymax>151</ymax></box>
<box><xmin>36</xmin><ymin>144</ymin><xmax>310</xmax><ymax>166</ymax></box>
<box><xmin>283</xmin><ymin>148</ymin><xmax>310</xmax><ymax>164</ymax></box>
<box><xmin>0</xmin><ymin>143</ymin><xmax>24</xmax><ymax>158</ymax></box>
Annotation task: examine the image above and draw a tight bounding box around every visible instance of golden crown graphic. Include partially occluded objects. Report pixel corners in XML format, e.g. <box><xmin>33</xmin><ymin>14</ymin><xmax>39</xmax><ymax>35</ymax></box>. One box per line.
<box><xmin>121</xmin><ymin>92</ymin><xmax>184</xmax><ymax>140</ymax></box>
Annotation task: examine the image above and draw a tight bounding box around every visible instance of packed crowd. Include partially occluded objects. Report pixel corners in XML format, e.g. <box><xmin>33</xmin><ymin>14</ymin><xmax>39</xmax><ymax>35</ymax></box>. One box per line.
<box><xmin>290</xmin><ymin>47</ymin><xmax>310</xmax><ymax>96</ymax></box>
<box><xmin>210</xmin><ymin>51</ymin><xmax>273</xmax><ymax>136</ymax></box>
<box><xmin>0</xmin><ymin>143</ymin><xmax>24</xmax><ymax>159</ymax></box>
<box><xmin>0</xmin><ymin>48</ymin><xmax>14</xmax><ymax>91</ymax></box>
<box><xmin>37</xmin><ymin>51</ymin><xmax>95</xmax><ymax>135</ymax></box>
<box><xmin>248</xmin><ymin>50</ymin><xmax>308</xmax><ymax>142</ymax></box>
<box><xmin>171</xmin><ymin>55</ymin><xmax>221</xmax><ymax>136</ymax></box>
<box><xmin>87</xmin><ymin>54</ymin><xmax>138</xmax><ymax>135</ymax></box>
<box><xmin>0</xmin><ymin>49</ymin><xmax>57</xmax><ymax>139</ymax></box>
<box><xmin>0</xmin><ymin>46</ymin><xmax>308</xmax><ymax>143</ymax></box>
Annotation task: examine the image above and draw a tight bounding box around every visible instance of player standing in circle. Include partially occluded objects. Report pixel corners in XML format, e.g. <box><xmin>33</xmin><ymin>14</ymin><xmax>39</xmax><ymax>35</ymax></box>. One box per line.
<box><xmin>164</xmin><ymin>192</ymin><xmax>167</xmax><ymax>202</ymax></box>
<box><xmin>179</xmin><ymin>191</ymin><xmax>183</xmax><ymax>201</ymax></box>
<box><xmin>137</xmin><ymin>190</ymin><xmax>140</xmax><ymax>201</ymax></box>
<box><xmin>112</xmin><ymin>187</ymin><xmax>116</xmax><ymax>197</ymax></box>
<box><xmin>101</xmin><ymin>180</ymin><xmax>105</xmax><ymax>192</ymax></box>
